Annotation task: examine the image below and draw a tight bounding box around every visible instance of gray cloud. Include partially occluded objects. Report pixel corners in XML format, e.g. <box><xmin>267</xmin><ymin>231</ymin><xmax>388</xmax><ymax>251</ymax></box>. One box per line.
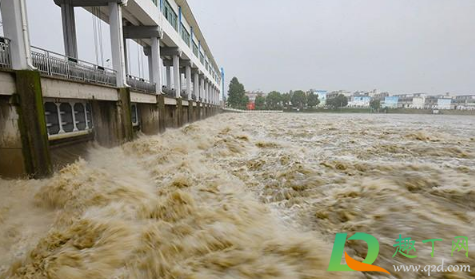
<box><xmin>10</xmin><ymin>0</ymin><xmax>475</xmax><ymax>95</ymax></box>
<box><xmin>188</xmin><ymin>0</ymin><xmax>475</xmax><ymax>95</ymax></box>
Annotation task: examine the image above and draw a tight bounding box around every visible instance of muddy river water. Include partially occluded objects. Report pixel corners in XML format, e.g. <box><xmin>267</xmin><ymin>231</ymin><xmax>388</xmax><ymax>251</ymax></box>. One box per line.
<box><xmin>0</xmin><ymin>113</ymin><xmax>474</xmax><ymax>279</ymax></box>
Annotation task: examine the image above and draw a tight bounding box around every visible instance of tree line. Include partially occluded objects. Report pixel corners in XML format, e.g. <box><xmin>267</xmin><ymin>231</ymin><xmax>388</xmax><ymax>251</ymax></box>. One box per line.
<box><xmin>227</xmin><ymin>77</ymin><xmax>350</xmax><ymax>110</ymax></box>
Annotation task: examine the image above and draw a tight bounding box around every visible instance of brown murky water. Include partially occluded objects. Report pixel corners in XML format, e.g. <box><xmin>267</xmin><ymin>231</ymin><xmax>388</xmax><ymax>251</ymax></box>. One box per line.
<box><xmin>0</xmin><ymin>113</ymin><xmax>474</xmax><ymax>279</ymax></box>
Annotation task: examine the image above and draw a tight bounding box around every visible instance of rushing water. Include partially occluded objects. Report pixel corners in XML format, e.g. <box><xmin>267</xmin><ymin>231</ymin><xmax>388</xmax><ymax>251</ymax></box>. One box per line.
<box><xmin>0</xmin><ymin>113</ymin><xmax>474</xmax><ymax>279</ymax></box>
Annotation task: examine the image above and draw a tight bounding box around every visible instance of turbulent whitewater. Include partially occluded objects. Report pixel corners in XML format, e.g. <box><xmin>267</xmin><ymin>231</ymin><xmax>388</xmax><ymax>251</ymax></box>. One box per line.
<box><xmin>0</xmin><ymin>113</ymin><xmax>474</xmax><ymax>279</ymax></box>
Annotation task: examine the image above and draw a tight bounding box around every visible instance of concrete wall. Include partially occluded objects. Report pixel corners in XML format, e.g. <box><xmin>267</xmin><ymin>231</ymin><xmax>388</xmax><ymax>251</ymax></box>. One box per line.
<box><xmin>49</xmin><ymin>133</ymin><xmax>93</xmax><ymax>172</ymax></box>
<box><xmin>91</xmin><ymin>100</ymin><xmax>123</xmax><ymax>147</ymax></box>
<box><xmin>0</xmin><ymin>95</ymin><xmax>25</xmax><ymax>177</ymax></box>
<box><xmin>181</xmin><ymin>104</ymin><xmax>189</xmax><ymax>124</ymax></box>
<box><xmin>138</xmin><ymin>102</ymin><xmax>160</xmax><ymax>135</ymax></box>
<box><xmin>0</xmin><ymin>72</ymin><xmax>16</xmax><ymax>96</ymax></box>
<box><xmin>164</xmin><ymin>104</ymin><xmax>178</xmax><ymax>128</ymax></box>
<box><xmin>42</xmin><ymin>77</ymin><xmax>119</xmax><ymax>101</ymax></box>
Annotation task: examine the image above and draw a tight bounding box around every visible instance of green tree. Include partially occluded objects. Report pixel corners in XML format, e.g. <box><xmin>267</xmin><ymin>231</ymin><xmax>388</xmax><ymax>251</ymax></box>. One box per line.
<box><xmin>370</xmin><ymin>99</ymin><xmax>381</xmax><ymax>110</ymax></box>
<box><xmin>266</xmin><ymin>91</ymin><xmax>282</xmax><ymax>110</ymax></box>
<box><xmin>227</xmin><ymin>77</ymin><xmax>247</xmax><ymax>109</ymax></box>
<box><xmin>255</xmin><ymin>95</ymin><xmax>266</xmax><ymax>110</ymax></box>
<box><xmin>281</xmin><ymin>93</ymin><xmax>291</xmax><ymax>108</ymax></box>
<box><xmin>307</xmin><ymin>92</ymin><xmax>320</xmax><ymax>108</ymax></box>
<box><xmin>327</xmin><ymin>94</ymin><xmax>348</xmax><ymax>109</ymax></box>
<box><xmin>291</xmin><ymin>90</ymin><xmax>307</xmax><ymax>109</ymax></box>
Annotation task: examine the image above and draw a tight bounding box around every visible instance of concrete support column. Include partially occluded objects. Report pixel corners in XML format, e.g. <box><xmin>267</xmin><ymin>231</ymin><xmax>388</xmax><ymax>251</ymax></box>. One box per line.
<box><xmin>200</xmin><ymin>76</ymin><xmax>205</xmax><ymax>102</ymax></box>
<box><xmin>193</xmin><ymin>72</ymin><xmax>199</xmax><ymax>101</ymax></box>
<box><xmin>147</xmin><ymin>53</ymin><xmax>153</xmax><ymax>82</ymax></box>
<box><xmin>166</xmin><ymin>66</ymin><xmax>172</xmax><ymax>88</ymax></box>
<box><xmin>123</xmin><ymin>37</ymin><xmax>128</xmax><ymax>75</ymax></box>
<box><xmin>173</xmin><ymin>55</ymin><xmax>181</xmax><ymax>98</ymax></box>
<box><xmin>204</xmin><ymin>80</ymin><xmax>208</xmax><ymax>104</ymax></box>
<box><xmin>214</xmin><ymin>86</ymin><xmax>216</xmax><ymax>105</ymax></box>
<box><xmin>1</xmin><ymin>0</ymin><xmax>33</xmax><ymax>70</ymax></box>
<box><xmin>213</xmin><ymin>87</ymin><xmax>216</xmax><ymax>105</ymax></box>
<box><xmin>208</xmin><ymin>82</ymin><xmax>212</xmax><ymax>104</ymax></box>
<box><xmin>180</xmin><ymin>72</ymin><xmax>184</xmax><ymax>91</ymax></box>
<box><xmin>209</xmin><ymin>81</ymin><xmax>213</xmax><ymax>104</ymax></box>
<box><xmin>151</xmin><ymin>37</ymin><xmax>163</xmax><ymax>94</ymax></box>
<box><xmin>186</xmin><ymin>66</ymin><xmax>192</xmax><ymax>100</ymax></box>
<box><xmin>109</xmin><ymin>2</ymin><xmax>127</xmax><ymax>87</ymax></box>
<box><xmin>60</xmin><ymin>2</ymin><xmax>78</xmax><ymax>58</ymax></box>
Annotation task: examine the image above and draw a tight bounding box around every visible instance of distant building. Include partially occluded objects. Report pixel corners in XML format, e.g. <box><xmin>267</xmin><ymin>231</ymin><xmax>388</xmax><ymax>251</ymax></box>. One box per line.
<box><xmin>310</xmin><ymin>90</ymin><xmax>327</xmax><ymax>106</ymax></box>
<box><xmin>327</xmin><ymin>90</ymin><xmax>352</xmax><ymax>99</ymax></box>
<box><xmin>424</xmin><ymin>93</ymin><xmax>452</xmax><ymax>109</ymax></box>
<box><xmin>392</xmin><ymin>93</ymin><xmax>427</xmax><ymax>109</ymax></box>
<box><xmin>382</xmin><ymin>96</ymin><xmax>399</xmax><ymax>108</ymax></box>
<box><xmin>373</xmin><ymin>92</ymin><xmax>390</xmax><ymax>101</ymax></box>
<box><xmin>392</xmin><ymin>93</ymin><xmax>424</xmax><ymax>109</ymax></box>
<box><xmin>245</xmin><ymin>91</ymin><xmax>266</xmax><ymax>103</ymax></box>
<box><xmin>436</xmin><ymin>98</ymin><xmax>452</xmax><ymax>110</ymax></box>
<box><xmin>412</xmin><ymin>94</ymin><xmax>427</xmax><ymax>109</ymax></box>
<box><xmin>348</xmin><ymin>96</ymin><xmax>371</xmax><ymax>108</ymax></box>
<box><xmin>453</xmin><ymin>95</ymin><xmax>475</xmax><ymax>110</ymax></box>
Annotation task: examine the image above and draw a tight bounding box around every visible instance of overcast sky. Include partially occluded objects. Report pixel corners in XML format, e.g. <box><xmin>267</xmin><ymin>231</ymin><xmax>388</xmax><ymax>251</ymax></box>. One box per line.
<box><xmin>12</xmin><ymin>0</ymin><xmax>475</xmax><ymax>95</ymax></box>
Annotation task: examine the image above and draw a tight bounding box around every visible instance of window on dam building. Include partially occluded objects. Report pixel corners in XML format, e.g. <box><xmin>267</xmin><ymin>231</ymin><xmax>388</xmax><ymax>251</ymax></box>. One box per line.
<box><xmin>192</xmin><ymin>42</ymin><xmax>199</xmax><ymax>58</ymax></box>
<box><xmin>44</xmin><ymin>100</ymin><xmax>93</xmax><ymax>137</ymax></box>
<box><xmin>131</xmin><ymin>103</ymin><xmax>139</xmax><ymax>127</ymax></box>
<box><xmin>181</xmin><ymin>24</ymin><xmax>190</xmax><ymax>46</ymax></box>
<box><xmin>163</xmin><ymin>0</ymin><xmax>178</xmax><ymax>31</ymax></box>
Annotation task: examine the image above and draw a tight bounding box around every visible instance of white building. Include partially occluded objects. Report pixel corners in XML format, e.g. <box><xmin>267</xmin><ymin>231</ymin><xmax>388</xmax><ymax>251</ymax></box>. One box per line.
<box><xmin>394</xmin><ymin>93</ymin><xmax>427</xmax><ymax>109</ymax></box>
<box><xmin>49</xmin><ymin>0</ymin><xmax>222</xmax><ymax>102</ymax></box>
<box><xmin>424</xmin><ymin>93</ymin><xmax>452</xmax><ymax>110</ymax></box>
<box><xmin>348</xmin><ymin>96</ymin><xmax>371</xmax><ymax>108</ymax></box>
<box><xmin>453</xmin><ymin>95</ymin><xmax>475</xmax><ymax>110</ymax></box>
<box><xmin>437</xmin><ymin>98</ymin><xmax>452</xmax><ymax>110</ymax></box>
<box><xmin>310</xmin><ymin>90</ymin><xmax>327</xmax><ymax>106</ymax></box>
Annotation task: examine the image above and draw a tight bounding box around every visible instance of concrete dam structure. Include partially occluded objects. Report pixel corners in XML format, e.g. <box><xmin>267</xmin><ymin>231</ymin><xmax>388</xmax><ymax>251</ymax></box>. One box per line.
<box><xmin>0</xmin><ymin>0</ymin><xmax>223</xmax><ymax>178</ymax></box>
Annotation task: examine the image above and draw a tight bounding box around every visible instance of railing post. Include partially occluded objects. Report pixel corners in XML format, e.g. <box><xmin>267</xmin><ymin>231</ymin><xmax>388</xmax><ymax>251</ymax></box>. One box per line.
<box><xmin>45</xmin><ymin>51</ymin><xmax>51</xmax><ymax>75</ymax></box>
<box><xmin>71</xmin><ymin>102</ymin><xmax>78</xmax><ymax>132</ymax></box>
<box><xmin>84</xmin><ymin>103</ymin><xmax>90</xmax><ymax>130</ymax></box>
<box><xmin>65</xmin><ymin>56</ymin><xmax>70</xmax><ymax>79</ymax></box>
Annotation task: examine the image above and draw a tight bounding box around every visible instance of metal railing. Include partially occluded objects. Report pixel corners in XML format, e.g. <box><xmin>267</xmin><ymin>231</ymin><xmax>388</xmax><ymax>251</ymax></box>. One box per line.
<box><xmin>162</xmin><ymin>86</ymin><xmax>176</xmax><ymax>98</ymax></box>
<box><xmin>180</xmin><ymin>89</ymin><xmax>188</xmax><ymax>99</ymax></box>
<box><xmin>31</xmin><ymin>46</ymin><xmax>117</xmax><ymax>87</ymax></box>
<box><xmin>127</xmin><ymin>75</ymin><xmax>156</xmax><ymax>94</ymax></box>
<box><xmin>0</xmin><ymin>37</ymin><xmax>12</xmax><ymax>70</ymax></box>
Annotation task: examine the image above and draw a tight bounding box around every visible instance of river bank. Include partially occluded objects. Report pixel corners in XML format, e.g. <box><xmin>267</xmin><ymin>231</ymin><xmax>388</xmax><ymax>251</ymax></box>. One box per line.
<box><xmin>282</xmin><ymin>108</ymin><xmax>475</xmax><ymax>115</ymax></box>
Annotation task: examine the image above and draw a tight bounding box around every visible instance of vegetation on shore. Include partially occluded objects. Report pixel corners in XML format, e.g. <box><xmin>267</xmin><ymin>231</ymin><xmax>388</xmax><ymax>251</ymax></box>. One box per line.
<box><xmin>226</xmin><ymin>77</ymin><xmax>475</xmax><ymax>115</ymax></box>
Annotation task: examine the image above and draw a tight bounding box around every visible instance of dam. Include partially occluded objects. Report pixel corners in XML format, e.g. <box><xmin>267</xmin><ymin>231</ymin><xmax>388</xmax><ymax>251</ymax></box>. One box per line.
<box><xmin>0</xmin><ymin>0</ymin><xmax>222</xmax><ymax>178</ymax></box>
